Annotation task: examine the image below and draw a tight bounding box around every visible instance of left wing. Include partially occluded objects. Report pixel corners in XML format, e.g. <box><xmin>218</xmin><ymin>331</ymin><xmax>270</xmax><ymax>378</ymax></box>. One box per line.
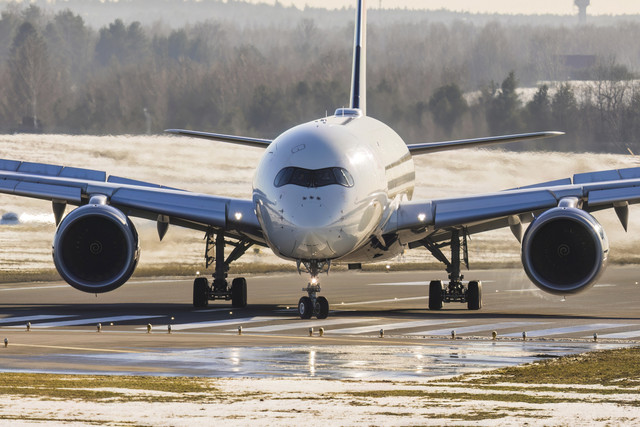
<box><xmin>0</xmin><ymin>159</ymin><xmax>263</xmax><ymax>242</ymax></box>
<box><xmin>386</xmin><ymin>166</ymin><xmax>640</xmax><ymax>243</ymax></box>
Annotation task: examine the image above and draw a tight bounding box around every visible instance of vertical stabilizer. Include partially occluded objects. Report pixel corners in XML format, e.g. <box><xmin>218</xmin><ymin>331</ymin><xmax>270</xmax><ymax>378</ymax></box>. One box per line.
<box><xmin>349</xmin><ymin>0</ymin><xmax>367</xmax><ymax>115</ymax></box>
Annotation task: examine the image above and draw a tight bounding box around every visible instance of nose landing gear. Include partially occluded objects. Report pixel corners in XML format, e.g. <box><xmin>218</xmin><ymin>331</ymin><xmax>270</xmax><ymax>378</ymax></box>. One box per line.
<box><xmin>299</xmin><ymin>281</ymin><xmax>329</xmax><ymax>319</ymax></box>
<box><xmin>297</xmin><ymin>260</ymin><xmax>331</xmax><ymax>319</ymax></box>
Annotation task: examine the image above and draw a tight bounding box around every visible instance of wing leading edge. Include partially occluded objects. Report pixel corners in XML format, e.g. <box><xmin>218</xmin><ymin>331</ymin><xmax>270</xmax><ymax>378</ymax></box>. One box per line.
<box><xmin>0</xmin><ymin>159</ymin><xmax>263</xmax><ymax>242</ymax></box>
<box><xmin>387</xmin><ymin>165</ymin><xmax>640</xmax><ymax>244</ymax></box>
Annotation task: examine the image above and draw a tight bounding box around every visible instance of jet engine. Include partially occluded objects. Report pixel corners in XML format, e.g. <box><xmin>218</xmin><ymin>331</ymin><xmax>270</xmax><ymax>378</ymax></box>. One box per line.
<box><xmin>521</xmin><ymin>207</ymin><xmax>608</xmax><ymax>295</ymax></box>
<box><xmin>52</xmin><ymin>204</ymin><xmax>140</xmax><ymax>293</ymax></box>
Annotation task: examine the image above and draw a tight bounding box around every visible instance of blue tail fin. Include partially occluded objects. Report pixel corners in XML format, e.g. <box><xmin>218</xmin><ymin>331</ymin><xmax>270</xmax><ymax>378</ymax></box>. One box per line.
<box><xmin>349</xmin><ymin>0</ymin><xmax>367</xmax><ymax>116</ymax></box>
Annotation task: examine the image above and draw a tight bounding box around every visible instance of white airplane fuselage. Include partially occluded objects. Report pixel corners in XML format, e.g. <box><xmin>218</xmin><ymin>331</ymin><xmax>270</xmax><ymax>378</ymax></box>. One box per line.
<box><xmin>253</xmin><ymin>109</ymin><xmax>415</xmax><ymax>263</ymax></box>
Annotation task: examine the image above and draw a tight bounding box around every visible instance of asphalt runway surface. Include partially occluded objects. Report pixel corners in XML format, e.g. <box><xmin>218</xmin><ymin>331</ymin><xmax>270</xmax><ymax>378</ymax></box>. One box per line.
<box><xmin>0</xmin><ymin>267</ymin><xmax>639</xmax><ymax>378</ymax></box>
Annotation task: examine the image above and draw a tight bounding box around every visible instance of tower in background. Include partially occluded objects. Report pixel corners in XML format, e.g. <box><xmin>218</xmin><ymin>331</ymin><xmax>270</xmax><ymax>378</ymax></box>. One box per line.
<box><xmin>575</xmin><ymin>0</ymin><xmax>590</xmax><ymax>24</ymax></box>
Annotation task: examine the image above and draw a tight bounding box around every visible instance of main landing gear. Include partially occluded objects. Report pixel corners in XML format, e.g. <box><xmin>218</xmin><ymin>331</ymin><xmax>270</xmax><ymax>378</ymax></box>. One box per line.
<box><xmin>297</xmin><ymin>260</ymin><xmax>330</xmax><ymax>319</ymax></box>
<box><xmin>193</xmin><ymin>231</ymin><xmax>252</xmax><ymax>309</ymax></box>
<box><xmin>420</xmin><ymin>229</ymin><xmax>482</xmax><ymax>310</ymax></box>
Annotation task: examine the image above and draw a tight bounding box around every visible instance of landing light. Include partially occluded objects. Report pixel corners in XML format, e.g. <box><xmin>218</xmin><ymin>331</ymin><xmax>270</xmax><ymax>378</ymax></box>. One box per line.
<box><xmin>418</xmin><ymin>213</ymin><xmax>426</xmax><ymax>222</ymax></box>
<box><xmin>311</xmin><ymin>277</ymin><xmax>318</xmax><ymax>285</ymax></box>
<box><xmin>234</xmin><ymin>212</ymin><xmax>243</xmax><ymax>221</ymax></box>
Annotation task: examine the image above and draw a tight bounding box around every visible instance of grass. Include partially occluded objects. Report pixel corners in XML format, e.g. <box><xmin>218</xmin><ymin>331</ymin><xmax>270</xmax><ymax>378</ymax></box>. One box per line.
<box><xmin>0</xmin><ymin>373</ymin><xmax>221</xmax><ymax>402</ymax></box>
<box><xmin>465</xmin><ymin>346</ymin><xmax>640</xmax><ymax>387</ymax></box>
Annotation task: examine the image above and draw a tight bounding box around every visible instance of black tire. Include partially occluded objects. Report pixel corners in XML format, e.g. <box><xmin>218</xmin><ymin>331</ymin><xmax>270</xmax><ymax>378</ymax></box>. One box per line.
<box><xmin>231</xmin><ymin>277</ymin><xmax>248</xmax><ymax>308</ymax></box>
<box><xmin>298</xmin><ymin>296</ymin><xmax>313</xmax><ymax>319</ymax></box>
<box><xmin>428</xmin><ymin>280</ymin><xmax>443</xmax><ymax>310</ymax></box>
<box><xmin>193</xmin><ymin>277</ymin><xmax>209</xmax><ymax>308</ymax></box>
<box><xmin>315</xmin><ymin>296</ymin><xmax>329</xmax><ymax>319</ymax></box>
<box><xmin>467</xmin><ymin>280</ymin><xmax>482</xmax><ymax>310</ymax></box>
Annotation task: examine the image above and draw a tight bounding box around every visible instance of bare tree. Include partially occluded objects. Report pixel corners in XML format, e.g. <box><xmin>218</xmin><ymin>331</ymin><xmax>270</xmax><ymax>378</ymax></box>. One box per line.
<box><xmin>9</xmin><ymin>21</ymin><xmax>52</xmax><ymax>131</ymax></box>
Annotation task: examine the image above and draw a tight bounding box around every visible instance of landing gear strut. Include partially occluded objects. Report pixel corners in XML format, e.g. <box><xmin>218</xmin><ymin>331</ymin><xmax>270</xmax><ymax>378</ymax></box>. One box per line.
<box><xmin>421</xmin><ymin>229</ymin><xmax>482</xmax><ymax>310</ymax></box>
<box><xmin>297</xmin><ymin>260</ymin><xmax>330</xmax><ymax>319</ymax></box>
<box><xmin>192</xmin><ymin>231</ymin><xmax>252</xmax><ymax>309</ymax></box>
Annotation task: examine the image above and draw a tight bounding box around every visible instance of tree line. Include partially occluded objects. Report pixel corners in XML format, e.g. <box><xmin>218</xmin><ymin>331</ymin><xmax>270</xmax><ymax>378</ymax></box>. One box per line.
<box><xmin>1</xmin><ymin>3</ymin><xmax>640</xmax><ymax>153</ymax></box>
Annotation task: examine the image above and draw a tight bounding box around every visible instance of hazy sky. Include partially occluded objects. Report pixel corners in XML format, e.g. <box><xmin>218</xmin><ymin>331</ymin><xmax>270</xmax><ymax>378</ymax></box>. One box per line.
<box><xmin>255</xmin><ymin>1</ymin><xmax>640</xmax><ymax>15</ymax></box>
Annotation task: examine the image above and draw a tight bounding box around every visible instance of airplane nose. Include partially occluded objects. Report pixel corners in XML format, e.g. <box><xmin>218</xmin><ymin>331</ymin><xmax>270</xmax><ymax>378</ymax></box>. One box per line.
<box><xmin>261</xmin><ymin>194</ymin><xmax>359</xmax><ymax>259</ymax></box>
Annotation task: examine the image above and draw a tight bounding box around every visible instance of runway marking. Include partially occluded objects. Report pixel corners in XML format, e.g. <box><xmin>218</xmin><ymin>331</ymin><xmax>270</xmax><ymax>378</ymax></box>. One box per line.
<box><xmin>594</xmin><ymin>284</ymin><xmax>616</xmax><ymax>288</ymax></box>
<box><xmin>0</xmin><ymin>314</ymin><xmax>76</xmax><ymax>325</ymax></box>
<box><xmin>0</xmin><ymin>285</ymin><xmax>68</xmax><ymax>292</ymax></box>
<box><xmin>503</xmin><ymin>323</ymin><xmax>635</xmax><ymax>338</ymax></box>
<box><xmin>329</xmin><ymin>319</ymin><xmax>460</xmax><ymax>335</ymax></box>
<box><xmin>192</xmin><ymin>308</ymin><xmax>238</xmax><ymax>313</ymax></box>
<box><xmin>502</xmin><ymin>289</ymin><xmax>540</xmax><ymax>293</ymax></box>
<box><xmin>339</xmin><ymin>296</ymin><xmax>427</xmax><ymax>306</ymax></box>
<box><xmin>407</xmin><ymin>321</ymin><xmax>548</xmax><ymax>336</ymax></box>
<box><xmin>7</xmin><ymin>315</ymin><xmax>165</xmax><ymax>329</ymax></box>
<box><xmin>369</xmin><ymin>281</ymin><xmax>495</xmax><ymax>286</ymax></box>
<box><xmin>129</xmin><ymin>279</ymin><xmax>190</xmax><ymax>285</ymax></box>
<box><xmin>143</xmin><ymin>316</ymin><xmax>289</xmax><ymax>331</ymax></box>
<box><xmin>585</xmin><ymin>329</ymin><xmax>640</xmax><ymax>339</ymax></box>
<box><xmin>7</xmin><ymin>343</ymin><xmax>147</xmax><ymax>354</ymax></box>
<box><xmin>236</xmin><ymin>318</ymin><xmax>373</xmax><ymax>333</ymax></box>
<box><xmin>368</xmin><ymin>281</ymin><xmax>427</xmax><ymax>286</ymax></box>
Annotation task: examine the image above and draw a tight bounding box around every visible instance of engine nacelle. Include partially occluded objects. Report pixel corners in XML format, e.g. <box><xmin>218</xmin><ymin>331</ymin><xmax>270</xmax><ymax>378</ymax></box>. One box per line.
<box><xmin>53</xmin><ymin>204</ymin><xmax>140</xmax><ymax>293</ymax></box>
<box><xmin>521</xmin><ymin>207</ymin><xmax>608</xmax><ymax>295</ymax></box>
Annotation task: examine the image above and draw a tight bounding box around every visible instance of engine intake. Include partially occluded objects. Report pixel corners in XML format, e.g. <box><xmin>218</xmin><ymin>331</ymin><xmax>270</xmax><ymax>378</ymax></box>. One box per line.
<box><xmin>53</xmin><ymin>204</ymin><xmax>140</xmax><ymax>293</ymax></box>
<box><xmin>521</xmin><ymin>207</ymin><xmax>608</xmax><ymax>295</ymax></box>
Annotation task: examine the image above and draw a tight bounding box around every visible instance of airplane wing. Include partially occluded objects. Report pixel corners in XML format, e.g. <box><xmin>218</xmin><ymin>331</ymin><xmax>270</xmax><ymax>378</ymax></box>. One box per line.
<box><xmin>387</xmin><ymin>166</ymin><xmax>640</xmax><ymax>245</ymax></box>
<box><xmin>0</xmin><ymin>159</ymin><xmax>264</xmax><ymax>242</ymax></box>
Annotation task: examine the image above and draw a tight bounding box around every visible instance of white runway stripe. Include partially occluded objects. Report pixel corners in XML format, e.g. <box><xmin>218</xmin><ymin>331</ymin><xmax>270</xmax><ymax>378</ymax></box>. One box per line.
<box><xmin>0</xmin><ymin>314</ymin><xmax>76</xmax><ymax>324</ymax></box>
<box><xmin>329</xmin><ymin>319</ymin><xmax>459</xmax><ymax>335</ymax></box>
<box><xmin>585</xmin><ymin>329</ymin><xmax>640</xmax><ymax>339</ymax></box>
<box><xmin>339</xmin><ymin>296</ymin><xmax>426</xmax><ymax>306</ymax></box>
<box><xmin>0</xmin><ymin>285</ymin><xmax>68</xmax><ymax>292</ymax></box>
<box><xmin>148</xmin><ymin>316</ymin><xmax>289</xmax><ymax>331</ymax></box>
<box><xmin>407</xmin><ymin>321</ymin><xmax>547</xmax><ymax>336</ymax></box>
<box><xmin>9</xmin><ymin>315</ymin><xmax>165</xmax><ymax>328</ymax></box>
<box><xmin>237</xmin><ymin>318</ymin><xmax>373</xmax><ymax>333</ymax></box>
<box><xmin>503</xmin><ymin>323</ymin><xmax>634</xmax><ymax>338</ymax></box>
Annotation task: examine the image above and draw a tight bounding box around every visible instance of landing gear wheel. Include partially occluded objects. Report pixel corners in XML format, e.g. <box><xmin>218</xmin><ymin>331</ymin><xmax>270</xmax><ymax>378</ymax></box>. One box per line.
<box><xmin>315</xmin><ymin>296</ymin><xmax>329</xmax><ymax>319</ymax></box>
<box><xmin>193</xmin><ymin>277</ymin><xmax>209</xmax><ymax>308</ymax></box>
<box><xmin>428</xmin><ymin>280</ymin><xmax>443</xmax><ymax>310</ymax></box>
<box><xmin>231</xmin><ymin>277</ymin><xmax>247</xmax><ymax>308</ymax></box>
<box><xmin>467</xmin><ymin>280</ymin><xmax>482</xmax><ymax>310</ymax></box>
<box><xmin>298</xmin><ymin>296</ymin><xmax>313</xmax><ymax>319</ymax></box>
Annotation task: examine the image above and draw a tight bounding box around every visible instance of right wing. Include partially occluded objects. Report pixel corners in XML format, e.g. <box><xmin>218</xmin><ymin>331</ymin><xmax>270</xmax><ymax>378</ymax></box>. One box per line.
<box><xmin>0</xmin><ymin>159</ymin><xmax>264</xmax><ymax>243</ymax></box>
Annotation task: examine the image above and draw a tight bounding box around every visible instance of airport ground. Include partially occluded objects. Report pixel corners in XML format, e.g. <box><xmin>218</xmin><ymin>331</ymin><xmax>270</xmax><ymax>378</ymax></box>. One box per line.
<box><xmin>1</xmin><ymin>267</ymin><xmax>640</xmax><ymax>424</ymax></box>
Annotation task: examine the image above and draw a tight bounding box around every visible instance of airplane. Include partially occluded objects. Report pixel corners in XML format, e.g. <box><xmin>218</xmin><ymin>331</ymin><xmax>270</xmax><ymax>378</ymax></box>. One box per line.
<box><xmin>0</xmin><ymin>0</ymin><xmax>638</xmax><ymax>319</ymax></box>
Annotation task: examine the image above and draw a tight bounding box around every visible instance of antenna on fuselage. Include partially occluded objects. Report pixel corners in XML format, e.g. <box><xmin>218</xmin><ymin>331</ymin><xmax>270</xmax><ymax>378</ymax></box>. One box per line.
<box><xmin>349</xmin><ymin>0</ymin><xmax>367</xmax><ymax>116</ymax></box>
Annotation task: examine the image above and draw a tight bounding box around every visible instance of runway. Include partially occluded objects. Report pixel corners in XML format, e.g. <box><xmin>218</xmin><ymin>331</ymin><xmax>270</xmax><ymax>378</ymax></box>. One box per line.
<box><xmin>1</xmin><ymin>267</ymin><xmax>639</xmax><ymax>377</ymax></box>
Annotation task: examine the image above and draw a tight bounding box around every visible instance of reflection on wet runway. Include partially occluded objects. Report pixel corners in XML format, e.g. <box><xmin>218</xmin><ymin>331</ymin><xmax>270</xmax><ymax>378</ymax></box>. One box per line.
<box><xmin>11</xmin><ymin>342</ymin><xmax>628</xmax><ymax>379</ymax></box>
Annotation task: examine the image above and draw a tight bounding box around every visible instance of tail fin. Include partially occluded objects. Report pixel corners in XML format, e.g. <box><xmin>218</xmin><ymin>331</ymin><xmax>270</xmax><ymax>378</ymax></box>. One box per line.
<box><xmin>349</xmin><ymin>0</ymin><xmax>367</xmax><ymax>115</ymax></box>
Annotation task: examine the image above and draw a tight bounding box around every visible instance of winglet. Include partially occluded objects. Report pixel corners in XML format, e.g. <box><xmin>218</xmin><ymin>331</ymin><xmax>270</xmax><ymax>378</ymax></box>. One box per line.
<box><xmin>349</xmin><ymin>0</ymin><xmax>367</xmax><ymax>115</ymax></box>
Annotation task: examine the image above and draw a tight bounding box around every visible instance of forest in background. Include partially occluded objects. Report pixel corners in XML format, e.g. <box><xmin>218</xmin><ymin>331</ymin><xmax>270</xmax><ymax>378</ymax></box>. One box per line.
<box><xmin>1</xmin><ymin>1</ymin><xmax>640</xmax><ymax>152</ymax></box>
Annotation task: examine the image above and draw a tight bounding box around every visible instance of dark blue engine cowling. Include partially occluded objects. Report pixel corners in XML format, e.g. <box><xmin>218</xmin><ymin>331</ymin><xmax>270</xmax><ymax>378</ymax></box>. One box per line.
<box><xmin>52</xmin><ymin>204</ymin><xmax>140</xmax><ymax>293</ymax></box>
<box><xmin>521</xmin><ymin>207</ymin><xmax>608</xmax><ymax>295</ymax></box>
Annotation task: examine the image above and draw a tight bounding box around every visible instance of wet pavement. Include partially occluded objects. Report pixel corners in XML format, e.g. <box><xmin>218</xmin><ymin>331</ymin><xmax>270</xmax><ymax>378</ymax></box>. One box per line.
<box><xmin>3</xmin><ymin>341</ymin><xmax>628</xmax><ymax>379</ymax></box>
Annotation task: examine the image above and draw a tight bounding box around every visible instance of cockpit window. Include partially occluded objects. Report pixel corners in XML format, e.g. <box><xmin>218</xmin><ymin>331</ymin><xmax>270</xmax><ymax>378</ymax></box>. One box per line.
<box><xmin>274</xmin><ymin>167</ymin><xmax>354</xmax><ymax>188</ymax></box>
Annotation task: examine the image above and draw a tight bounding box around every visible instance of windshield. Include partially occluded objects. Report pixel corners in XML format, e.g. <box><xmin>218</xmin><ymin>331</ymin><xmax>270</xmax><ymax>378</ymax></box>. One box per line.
<box><xmin>274</xmin><ymin>167</ymin><xmax>354</xmax><ymax>188</ymax></box>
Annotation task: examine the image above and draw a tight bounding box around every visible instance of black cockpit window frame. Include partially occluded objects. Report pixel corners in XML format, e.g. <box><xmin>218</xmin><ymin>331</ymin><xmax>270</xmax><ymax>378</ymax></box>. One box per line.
<box><xmin>274</xmin><ymin>167</ymin><xmax>354</xmax><ymax>188</ymax></box>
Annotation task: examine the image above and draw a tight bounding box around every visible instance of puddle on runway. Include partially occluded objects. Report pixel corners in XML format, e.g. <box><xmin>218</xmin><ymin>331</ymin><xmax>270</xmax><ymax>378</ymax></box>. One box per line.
<box><xmin>4</xmin><ymin>341</ymin><xmax>629</xmax><ymax>379</ymax></box>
